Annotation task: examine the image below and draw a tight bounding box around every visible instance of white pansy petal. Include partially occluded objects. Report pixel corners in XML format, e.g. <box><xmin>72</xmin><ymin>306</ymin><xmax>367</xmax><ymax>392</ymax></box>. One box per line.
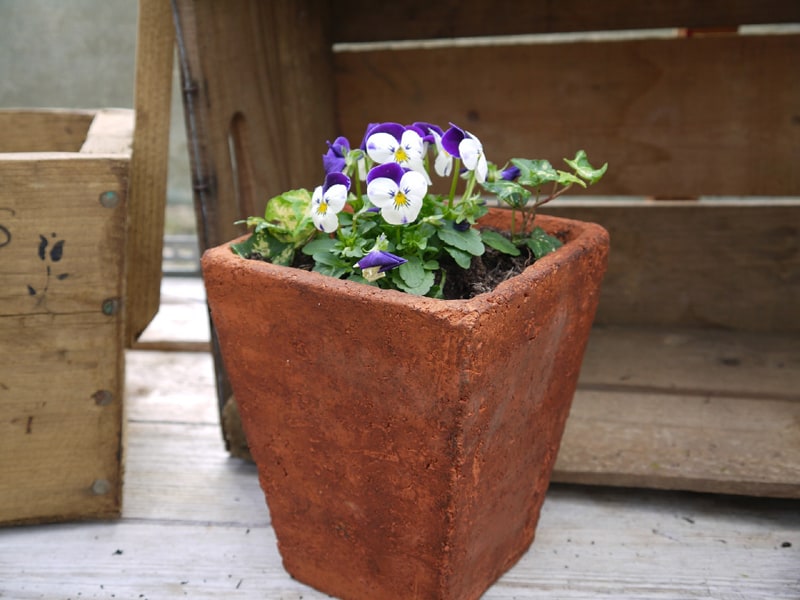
<box><xmin>366</xmin><ymin>177</ymin><xmax>398</xmax><ymax>207</ymax></box>
<box><xmin>365</xmin><ymin>132</ymin><xmax>397</xmax><ymax>164</ymax></box>
<box><xmin>324</xmin><ymin>184</ymin><xmax>348</xmax><ymax>212</ymax></box>
<box><xmin>434</xmin><ymin>149</ymin><xmax>452</xmax><ymax>177</ymax></box>
<box><xmin>316</xmin><ymin>210</ymin><xmax>339</xmax><ymax>233</ymax></box>
<box><xmin>459</xmin><ymin>138</ymin><xmax>481</xmax><ymax>171</ymax></box>
<box><xmin>400</xmin><ymin>170</ymin><xmax>428</xmax><ymax>201</ymax></box>
<box><xmin>400</xmin><ymin>129</ymin><xmax>424</xmax><ymax>156</ymax></box>
<box><xmin>476</xmin><ymin>154</ymin><xmax>488</xmax><ymax>183</ymax></box>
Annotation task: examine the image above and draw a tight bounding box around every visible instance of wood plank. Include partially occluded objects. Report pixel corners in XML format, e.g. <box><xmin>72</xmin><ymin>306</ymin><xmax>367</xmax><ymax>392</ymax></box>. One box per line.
<box><xmin>0</xmin><ymin>483</ymin><xmax>797</xmax><ymax>599</ymax></box>
<box><xmin>0</xmin><ymin>312</ymin><xmax>124</xmax><ymax>524</ymax></box>
<box><xmin>538</xmin><ymin>202</ymin><xmax>800</xmax><ymax>332</ymax></box>
<box><xmin>331</xmin><ymin>0</ymin><xmax>800</xmax><ymax>42</ymax></box>
<box><xmin>555</xmin><ymin>390</ymin><xmax>800</xmax><ymax>498</ymax></box>
<box><xmin>173</xmin><ymin>0</ymin><xmax>338</xmax><ymax>249</ymax></box>
<box><xmin>0</xmin><ymin>109</ymin><xmax>94</xmax><ymax>153</ymax></box>
<box><xmin>334</xmin><ymin>34</ymin><xmax>800</xmax><ymax>197</ymax></box>
<box><xmin>125</xmin><ymin>0</ymin><xmax>176</xmax><ymax>344</ymax></box>
<box><xmin>579</xmin><ymin>326</ymin><xmax>800</xmax><ymax>400</ymax></box>
<box><xmin>0</xmin><ymin>157</ymin><xmax>128</xmax><ymax>316</ymax></box>
<box><xmin>80</xmin><ymin>108</ymin><xmax>134</xmax><ymax>155</ymax></box>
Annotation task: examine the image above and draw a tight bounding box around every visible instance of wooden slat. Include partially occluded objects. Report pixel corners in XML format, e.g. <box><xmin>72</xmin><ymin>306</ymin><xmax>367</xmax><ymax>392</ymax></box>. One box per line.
<box><xmin>0</xmin><ymin>141</ymin><xmax>128</xmax><ymax>525</ymax></box>
<box><xmin>172</xmin><ymin>0</ymin><xmax>338</xmax><ymax>250</ymax></box>
<box><xmin>334</xmin><ymin>34</ymin><xmax>800</xmax><ymax>197</ymax></box>
<box><xmin>0</xmin><ymin>109</ymin><xmax>95</xmax><ymax>153</ymax></box>
<box><xmin>554</xmin><ymin>326</ymin><xmax>800</xmax><ymax>498</ymax></box>
<box><xmin>330</xmin><ymin>0</ymin><xmax>800</xmax><ymax>43</ymax></box>
<box><xmin>538</xmin><ymin>201</ymin><xmax>800</xmax><ymax>333</ymax></box>
<box><xmin>0</xmin><ymin>157</ymin><xmax>128</xmax><ymax>316</ymax></box>
<box><xmin>0</xmin><ymin>312</ymin><xmax>124</xmax><ymax>525</ymax></box>
<box><xmin>80</xmin><ymin>108</ymin><xmax>134</xmax><ymax>155</ymax></box>
<box><xmin>125</xmin><ymin>0</ymin><xmax>176</xmax><ymax>345</ymax></box>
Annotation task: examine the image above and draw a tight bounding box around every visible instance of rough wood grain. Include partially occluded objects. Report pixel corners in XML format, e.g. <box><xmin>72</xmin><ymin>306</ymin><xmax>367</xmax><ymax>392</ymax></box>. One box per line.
<box><xmin>0</xmin><ymin>118</ymin><xmax>129</xmax><ymax>525</ymax></box>
<box><xmin>334</xmin><ymin>34</ymin><xmax>800</xmax><ymax>197</ymax></box>
<box><xmin>330</xmin><ymin>0</ymin><xmax>800</xmax><ymax>42</ymax></box>
<box><xmin>0</xmin><ymin>109</ymin><xmax>95</xmax><ymax>153</ymax></box>
<box><xmin>0</xmin><ymin>312</ymin><xmax>124</xmax><ymax>524</ymax></box>
<box><xmin>538</xmin><ymin>201</ymin><xmax>800</xmax><ymax>332</ymax></box>
<box><xmin>125</xmin><ymin>0</ymin><xmax>176</xmax><ymax>345</ymax></box>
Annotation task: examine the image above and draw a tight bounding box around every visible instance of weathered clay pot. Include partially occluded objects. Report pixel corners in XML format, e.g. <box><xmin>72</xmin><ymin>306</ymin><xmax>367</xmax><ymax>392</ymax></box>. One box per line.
<box><xmin>202</xmin><ymin>210</ymin><xmax>609</xmax><ymax>600</ymax></box>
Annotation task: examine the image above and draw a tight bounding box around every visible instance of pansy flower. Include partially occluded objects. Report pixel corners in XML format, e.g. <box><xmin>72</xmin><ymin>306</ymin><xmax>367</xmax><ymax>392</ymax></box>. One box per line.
<box><xmin>430</xmin><ymin>128</ymin><xmax>455</xmax><ymax>177</ymax></box>
<box><xmin>355</xmin><ymin>249</ymin><xmax>407</xmax><ymax>282</ymax></box>
<box><xmin>366</xmin><ymin>162</ymin><xmax>427</xmax><ymax>225</ymax></box>
<box><xmin>441</xmin><ymin>123</ymin><xmax>488</xmax><ymax>183</ymax></box>
<box><xmin>499</xmin><ymin>165</ymin><xmax>521</xmax><ymax>181</ymax></box>
<box><xmin>364</xmin><ymin>122</ymin><xmax>430</xmax><ymax>183</ymax></box>
<box><xmin>310</xmin><ymin>172</ymin><xmax>350</xmax><ymax>233</ymax></box>
<box><xmin>322</xmin><ymin>136</ymin><xmax>350</xmax><ymax>175</ymax></box>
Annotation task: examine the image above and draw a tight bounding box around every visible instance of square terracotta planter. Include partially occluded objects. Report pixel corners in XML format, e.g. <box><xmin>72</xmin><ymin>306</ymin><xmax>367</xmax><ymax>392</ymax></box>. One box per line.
<box><xmin>202</xmin><ymin>210</ymin><xmax>609</xmax><ymax>600</ymax></box>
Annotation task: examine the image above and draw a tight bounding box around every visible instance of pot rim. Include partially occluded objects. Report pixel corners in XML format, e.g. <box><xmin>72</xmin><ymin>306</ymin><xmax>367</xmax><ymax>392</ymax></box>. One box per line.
<box><xmin>201</xmin><ymin>211</ymin><xmax>609</xmax><ymax>316</ymax></box>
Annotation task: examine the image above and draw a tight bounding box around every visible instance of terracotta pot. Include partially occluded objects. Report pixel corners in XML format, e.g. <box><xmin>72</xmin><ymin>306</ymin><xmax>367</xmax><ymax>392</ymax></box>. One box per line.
<box><xmin>202</xmin><ymin>210</ymin><xmax>609</xmax><ymax>600</ymax></box>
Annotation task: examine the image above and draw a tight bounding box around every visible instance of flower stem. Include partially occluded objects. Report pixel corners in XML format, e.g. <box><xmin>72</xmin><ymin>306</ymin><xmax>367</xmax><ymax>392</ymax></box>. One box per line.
<box><xmin>447</xmin><ymin>158</ymin><xmax>461</xmax><ymax>208</ymax></box>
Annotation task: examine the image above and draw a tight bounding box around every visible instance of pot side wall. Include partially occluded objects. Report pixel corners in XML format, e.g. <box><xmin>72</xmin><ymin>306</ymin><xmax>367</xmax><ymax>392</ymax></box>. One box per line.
<box><xmin>202</xmin><ymin>212</ymin><xmax>609</xmax><ymax>600</ymax></box>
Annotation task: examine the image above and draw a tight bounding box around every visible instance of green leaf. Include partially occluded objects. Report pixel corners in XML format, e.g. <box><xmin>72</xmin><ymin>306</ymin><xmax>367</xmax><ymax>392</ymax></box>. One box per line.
<box><xmin>263</xmin><ymin>189</ymin><xmax>315</xmax><ymax>243</ymax></box>
<box><xmin>480</xmin><ymin>180</ymin><xmax>531</xmax><ymax>208</ymax></box>
<box><xmin>563</xmin><ymin>150</ymin><xmax>608</xmax><ymax>185</ymax></box>
<box><xmin>525</xmin><ymin>227</ymin><xmax>563</xmax><ymax>259</ymax></box>
<box><xmin>444</xmin><ymin>246</ymin><xmax>472</xmax><ymax>269</ymax></box>
<box><xmin>230</xmin><ymin>231</ymin><xmax>294</xmax><ymax>265</ymax></box>
<box><xmin>301</xmin><ymin>236</ymin><xmax>337</xmax><ymax>256</ymax></box>
<box><xmin>397</xmin><ymin>255</ymin><xmax>426</xmax><ymax>289</ymax></box>
<box><xmin>511</xmin><ymin>158</ymin><xmax>559</xmax><ymax>187</ymax></box>
<box><xmin>481</xmin><ymin>229</ymin><xmax>521</xmax><ymax>256</ymax></box>
<box><xmin>556</xmin><ymin>170</ymin><xmax>587</xmax><ymax>188</ymax></box>
<box><xmin>391</xmin><ymin>267</ymin><xmax>435</xmax><ymax>296</ymax></box>
<box><xmin>437</xmin><ymin>225</ymin><xmax>485</xmax><ymax>256</ymax></box>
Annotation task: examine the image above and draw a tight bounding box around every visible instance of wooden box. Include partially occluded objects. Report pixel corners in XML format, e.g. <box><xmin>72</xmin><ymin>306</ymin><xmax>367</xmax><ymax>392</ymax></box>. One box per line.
<box><xmin>0</xmin><ymin>109</ymin><xmax>133</xmax><ymax>524</ymax></box>
<box><xmin>172</xmin><ymin>1</ymin><xmax>800</xmax><ymax>497</ymax></box>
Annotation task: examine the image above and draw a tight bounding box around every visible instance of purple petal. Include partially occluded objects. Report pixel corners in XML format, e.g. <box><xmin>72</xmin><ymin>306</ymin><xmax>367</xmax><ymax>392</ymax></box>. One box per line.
<box><xmin>366</xmin><ymin>162</ymin><xmax>404</xmax><ymax>185</ymax></box>
<box><xmin>441</xmin><ymin>123</ymin><xmax>466</xmax><ymax>157</ymax></box>
<box><xmin>409</xmin><ymin>121</ymin><xmax>443</xmax><ymax>145</ymax></box>
<box><xmin>323</xmin><ymin>171</ymin><xmax>350</xmax><ymax>192</ymax></box>
<box><xmin>500</xmin><ymin>166</ymin><xmax>521</xmax><ymax>181</ymax></box>
<box><xmin>364</xmin><ymin>122</ymin><xmax>406</xmax><ymax>150</ymax></box>
<box><xmin>322</xmin><ymin>136</ymin><xmax>350</xmax><ymax>174</ymax></box>
<box><xmin>356</xmin><ymin>249</ymin><xmax>407</xmax><ymax>272</ymax></box>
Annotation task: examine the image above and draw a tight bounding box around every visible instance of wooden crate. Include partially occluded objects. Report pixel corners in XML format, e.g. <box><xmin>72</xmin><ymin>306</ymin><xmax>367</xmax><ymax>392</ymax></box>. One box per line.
<box><xmin>171</xmin><ymin>0</ymin><xmax>800</xmax><ymax>497</ymax></box>
<box><xmin>0</xmin><ymin>109</ymin><xmax>131</xmax><ymax>525</ymax></box>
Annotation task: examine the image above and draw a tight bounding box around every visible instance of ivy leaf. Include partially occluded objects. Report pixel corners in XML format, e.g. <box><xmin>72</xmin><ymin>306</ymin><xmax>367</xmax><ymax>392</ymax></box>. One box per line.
<box><xmin>556</xmin><ymin>170</ymin><xmax>586</xmax><ymax>188</ymax></box>
<box><xmin>437</xmin><ymin>225</ymin><xmax>485</xmax><ymax>256</ymax></box>
<box><xmin>480</xmin><ymin>180</ymin><xmax>531</xmax><ymax>208</ymax></box>
<box><xmin>525</xmin><ymin>227</ymin><xmax>563</xmax><ymax>259</ymax></box>
<box><xmin>563</xmin><ymin>150</ymin><xmax>608</xmax><ymax>185</ymax></box>
<box><xmin>481</xmin><ymin>229</ymin><xmax>520</xmax><ymax>256</ymax></box>
<box><xmin>511</xmin><ymin>158</ymin><xmax>559</xmax><ymax>187</ymax></box>
<box><xmin>263</xmin><ymin>189</ymin><xmax>315</xmax><ymax>243</ymax></box>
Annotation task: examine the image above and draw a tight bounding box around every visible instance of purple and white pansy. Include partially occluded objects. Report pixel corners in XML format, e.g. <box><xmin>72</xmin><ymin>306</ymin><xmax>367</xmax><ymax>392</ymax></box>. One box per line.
<box><xmin>441</xmin><ymin>123</ymin><xmax>489</xmax><ymax>183</ymax></box>
<box><xmin>311</xmin><ymin>172</ymin><xmax>350</xmax><ymax>233</ymax></box>
<box><xmin>364</xmin><ymin>122</ymin><xmax>431</xmax><ymax>184</ymax></box>
<box><xmin>366</xmin><ymin>162</ymin><xmax>427</xmax><ymax>225</ymax></box>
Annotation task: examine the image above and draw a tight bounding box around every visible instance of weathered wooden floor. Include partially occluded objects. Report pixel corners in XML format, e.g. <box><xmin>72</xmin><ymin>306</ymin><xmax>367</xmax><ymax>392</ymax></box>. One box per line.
<box><xmin>1</xmin><ymin>278</ymin><xmax>798</xmax><ymax>599</ymax></box>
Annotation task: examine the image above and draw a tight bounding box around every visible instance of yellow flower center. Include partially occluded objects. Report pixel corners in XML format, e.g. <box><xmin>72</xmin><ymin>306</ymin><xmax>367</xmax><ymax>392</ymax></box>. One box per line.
<box><xmin>394</xmin><ymin>146</ymin><xmax>409</xmax><ymax>163</ymax></box>
<box><xmin>394</xmin><ymin>191</ymin><xmax>409</xmax><ymax>208</ymax></box>
<box><xmin>317</xmin><ymin>201</ymin><xmax>328</xmax><ymax>214</ymax></box>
